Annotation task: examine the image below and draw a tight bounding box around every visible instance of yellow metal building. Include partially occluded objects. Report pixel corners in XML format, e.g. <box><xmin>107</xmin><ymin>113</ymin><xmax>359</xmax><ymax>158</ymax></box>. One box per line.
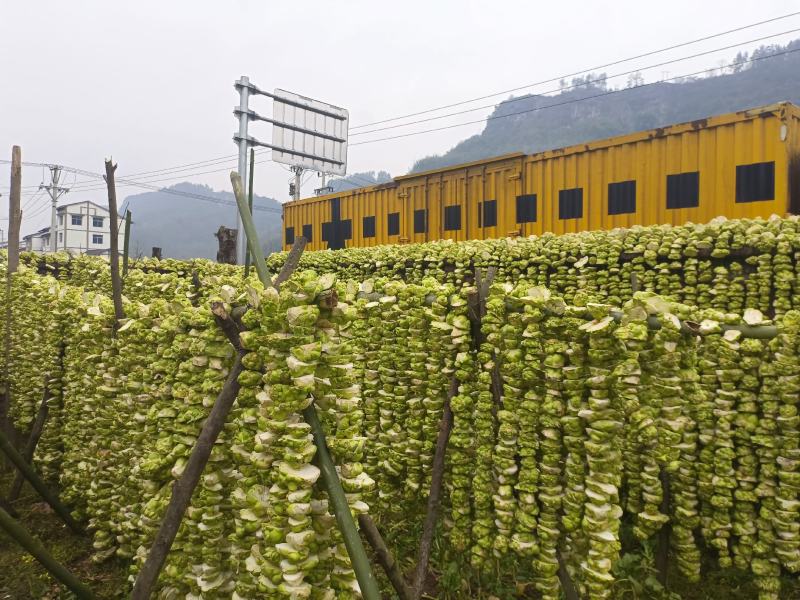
<box><xmin>282</xmin><ymin>102</ymin><xmax>800</xmax><ymax>251</ymax></box>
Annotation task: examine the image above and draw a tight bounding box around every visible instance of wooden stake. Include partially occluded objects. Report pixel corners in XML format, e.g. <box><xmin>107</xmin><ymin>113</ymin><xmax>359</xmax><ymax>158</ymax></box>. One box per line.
<box><xmin>103</xmin><ymin>160</ymin><xmax>124</xmax><ymax>326</ymax></box>
<box><xmin>7</xmin><ymin>146</ymin><xmax>21</xmax><ymax>273</ymax></box>
<box><xmin>122</xmin><ymin>211</ymin><xmax>132</xmax><ymax>278</ymax></box>
<box><xmin>130</xmin><ymin>349</ymin><xmax>244</xmax><ymax>600</ymax></box>
<box><xmin>557</xmin><ymin>551</ymin><xmax>581</xmax><ymax>600</ymax></box>
<box><xmin>8</xmin><ymin>382</ymin><xmax>50</xmax><ymax>501</ymax></box>
<box><xmin>358</xmin><ymin>514</ymin><xmax>413</xmax><ymax>600</ymax></box>
<box><xmin>1</xmin><ymin>146</ymin><xmax>22</xmax><ymax>436</ymax></box>
<box><xmin>0</xmin><ymin>506</ymin><xmax>94</xmax><ymax>599</ymax></box>
<box><xmin>656</xmin><ymin>468</ymin><xmax>671</xmax><ymax>587</ymax></box>
<box><xmin>273</xmin><ymin>236</ymin><xmax>307</xmax><ymax>290</ymax></box>
<box><xmin>411</xmin><ymin>374</ymin><xmax>458</xmax><ymax>599</ymax></box>
<box><xmin>0</xmin><ymin>425</ymin><xmax>82</xmax><ymax>534</ymax></box>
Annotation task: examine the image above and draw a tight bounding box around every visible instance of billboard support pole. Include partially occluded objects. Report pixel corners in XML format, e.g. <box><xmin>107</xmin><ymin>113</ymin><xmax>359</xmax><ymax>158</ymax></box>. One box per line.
<box><xmin>234</xmin><ymin>76</ymin><xmax>251</xmax><ymax>265</ymax></box>
<box><xmin>292</xmin><ymin>166</ymin><xmax>302</xmax><ymax>201</ymax></box>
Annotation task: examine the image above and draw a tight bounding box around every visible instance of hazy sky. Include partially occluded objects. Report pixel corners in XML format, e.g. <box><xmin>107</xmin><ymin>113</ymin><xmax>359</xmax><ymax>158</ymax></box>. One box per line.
<box><xmin>2</xmin><ymin>0</ymin><xmax>799</xmax><ymax>237</ymax></box>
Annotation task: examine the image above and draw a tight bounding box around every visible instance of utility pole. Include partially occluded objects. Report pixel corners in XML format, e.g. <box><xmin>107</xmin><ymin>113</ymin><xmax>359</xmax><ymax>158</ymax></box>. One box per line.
<box><xmin>234</xmin><ymin>75</ymin><xmax>252</xmax><ymax>265</ymax></box>
<box><xmin>40</xmin><ymin>165</ymin><xmax>69</xmax><ymax>252</ymax></box>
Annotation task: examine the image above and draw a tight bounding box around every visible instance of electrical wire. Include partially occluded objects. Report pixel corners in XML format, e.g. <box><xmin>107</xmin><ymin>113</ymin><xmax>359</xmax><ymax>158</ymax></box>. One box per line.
<box><xmin>350</xmin><ymin>26</ymin><xmax>800</xmax><ymax>138</ymax></box>
<box><xmin>0</xmin><ymin>160</ymin><xmax>284</xmax><ymax>214</ymax></box>
<box><xmin>349</xmin><ymin>10</ymin><xmax>800</xmax><ymax>129</ymax></box>
<box><xmin>350</xmin><ymin>46</ymin><xmax>800</xmax><ymax>147</ymax></box>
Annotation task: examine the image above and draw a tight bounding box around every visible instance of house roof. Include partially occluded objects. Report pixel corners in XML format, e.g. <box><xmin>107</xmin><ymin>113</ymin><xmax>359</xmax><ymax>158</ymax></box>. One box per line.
<box><xmin>56</xmin><ymin>200</ymin><xmax>111</xmax><ymax>213</ymax></box>
<box><xmin>22</xmin><ymin>226</ymin><xmax>51</xmax><ymax>240</ymax></box>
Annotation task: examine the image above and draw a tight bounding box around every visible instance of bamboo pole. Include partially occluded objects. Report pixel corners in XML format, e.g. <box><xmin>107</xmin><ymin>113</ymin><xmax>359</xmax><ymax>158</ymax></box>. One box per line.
<box><xmin>0</xmin><ymin>425</ymin><xmax>81</xmax><ymax>534</ymax></box>
<box><xmin>305</xmin><ymin>407</ymin><xmax>381</xmax><ymax>599</ymax></box>
<box><xmin>244</xmin><ymin>148</ymin><xmax>255</xmax><ymax>277</ymax></box>
<box><xmin>0</xmin><ymin>506</ymin><xmax>94</xmax><ymax>599</ymax></box>
<box><xmin>230</xmin><ymin>173</ymin><xmax>272</xmax><ymax>288</ymax></box>
<box><xmin>230</xmin><ymin>170</ymin><xmax>381</xmax><ymax>600</ymax></box>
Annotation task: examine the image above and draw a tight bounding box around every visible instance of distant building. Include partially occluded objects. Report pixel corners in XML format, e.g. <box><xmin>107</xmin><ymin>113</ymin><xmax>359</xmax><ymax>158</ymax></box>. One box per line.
<box><xmin>22</xmin><ymin>200</ymin><xmax>126</xmax><ymax>255</ymax></box>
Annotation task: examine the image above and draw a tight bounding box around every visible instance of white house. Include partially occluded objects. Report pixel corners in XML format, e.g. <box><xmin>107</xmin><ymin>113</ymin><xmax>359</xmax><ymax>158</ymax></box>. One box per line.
<box><xmin>22</xmin><ymin>227</ymin><xmax>51</xmax><ymax>252</ymax></box>
<box><xmin>24</xmin><ymin>201</ymin><xmax>127</xmax><ymax>255</ymax></box>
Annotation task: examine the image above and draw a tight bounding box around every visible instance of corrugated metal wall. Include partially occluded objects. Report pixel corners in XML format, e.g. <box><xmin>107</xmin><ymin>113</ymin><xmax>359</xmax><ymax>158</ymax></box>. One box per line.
<box><xmin>283</xmin><ymin>103</ymin><xmax>796</xmax><ymax>251</ymax></box>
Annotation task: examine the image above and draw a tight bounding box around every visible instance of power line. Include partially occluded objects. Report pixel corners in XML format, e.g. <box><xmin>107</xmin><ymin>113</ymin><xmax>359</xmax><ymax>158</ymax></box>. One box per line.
<box><xmin>349</xmin><ymin>46</ymin><xmax>800</xmax><ymax>147</ymax></box>
<box><xmin>350</xmin><ymin>26</ymin><xmax>800</xmax><ymax>138</ymax></box>
<box><xmin>349</xmin><ymin>11</ymin><xmax>800</xmax><ymax>130</ymax></box>
<box><xmin>0</xmin><ymin>160</ymin><xmax>283</xmax><ymax>214</ymax></box>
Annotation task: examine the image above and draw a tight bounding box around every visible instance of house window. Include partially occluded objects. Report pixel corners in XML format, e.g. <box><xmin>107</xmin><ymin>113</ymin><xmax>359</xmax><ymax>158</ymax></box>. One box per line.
<box><xmin>736</xmin><ymin>161</ymin><xmax>774</xmax><ymax>203</ymax></box>
<box><xmin>58</xmin><ymin>215</ymin><xmax>63</xmax><ymax>225</ymax></box>
<box><xmin>58</xmin><ymin>232</ymin><xmax>63</xmax><ymax>242</ymax></box>
<box><xmin>666</xmin><ymin>172</ymin><xmax>699</xmax><ymax>209</ymax></box>
<box><xmin>92</xmin><ymin>234</ymin><xmax>103</xmax><ymax>245</ymax></box>
<box><xmin>92</xmin><ymin>216</ymin><xmax>104</xmax><ymax>228</ymax></box>
<box><xmin>516</xmin><ymin>194</ymin><xmax>537</xmax><ymax>223</ymax></box>
<box><xmin>443</xmin><ymin>205</ymin><xmax>461</xmax><ymax>231</ymax></box>
<box><xmin>559</xmin><ymin>188</ymin><xmax>583</xmax><ymax>220</ymax></box>
<box><xmin>285</xmin><ymin>226</ymin><xmax>295</xmax><ymax>245</ymax></box>
<box><xmin>608</xmin><ymin>180</ymin><xmax>636</xmax><ymax>215</ymax></box>
<box><xmin>71</xmin><ymin>214</ymin><xmax>82</xmax><ymax>226</ymax></box>
<box><xmin>387</xmin><ymin>212</ymin><xmax>400</xmax><ymax>236</ymax></box>
<box><xmin>480</xmin><ymin>200</ymin><xmax>497</xmax><ymax>228</ymax></box>
<box><xmin>414</xmin><ymin>209</ymin><xmax>427</xmax><ymax>234</ymax></box>
<box><xmin>363</xmin><ymin>216</ymin><xmax>376</xmax><ymax>238</ymax></box>
<box><xmin>302</xmin><ymin>224</ymin><xmax>313</xmax><ymax>242</ymax></box>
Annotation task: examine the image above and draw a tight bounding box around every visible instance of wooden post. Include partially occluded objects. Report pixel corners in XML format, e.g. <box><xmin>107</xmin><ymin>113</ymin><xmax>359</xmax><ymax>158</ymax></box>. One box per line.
<box><xmin>358</xmin><ymin>514</ymin><xmax>413</xmax><ymax>600</ymax></box>
<box><xmin>656</xmin><ymin>468</ymin><xmax>671</xmax><ymax>587</ymax></box>
<box><xmin>411</xmin><ymin>374</ymin><xmax>457</xmax><ymax>599</ymax></box>
<box><xmin>7</xmin><ymin>146</ymin><xmax>21</xmax><ymax>273</ymax></box>
<box><xmin>103</xmin><ymin>160</ymin><xmax>124</xmax><ymax>326</ymax></box>
<box><xmin>273</xmin><ymin>236</ymin><xmax>307</xmax><ymax>291</ymax></box>
<box><xmin>557</xmin><ymin>551</ymin><xmax>581</xmax><ymax>600</ymax></box>
<box><xmin>214</xmin><ymin>226</ymin><xmax>238</xmax><ymax>264</ymax></box>
<box><xmin>0</xmin><ymin>425</ymin><xmax>82</xmax><ymax>534</ymax></box>
<box><xmin>131</xmin><ymin>346</ymin><xmax>244</xmax><ymax>600</ymax></box>
<box><xmin>1</xmin><ymin>146</ymin><xmax>22</xmax><ymax>441</ymax></box>
<box><xmin>151</xmin><ymin>247</ymin><xmax>162</xmax><ymax>260</ymax></box>
<box><xmin>122</xmin><ymin>211</ymin><xmax>132</xmax><ymax>278</ymax></box>
<box><xmin>8</xmin><ymin>382</ymin><xmax>50</xmax><ymax>501</ymax></box>
<box><xmin>0</xmin><ymin>506</ymin><xmax>94</xmax><ymax>599</ymax></box>
<box><xmin>244</xmin><ymin>147</ymin><xmax>255</xmax><ymax>277</ymax></box>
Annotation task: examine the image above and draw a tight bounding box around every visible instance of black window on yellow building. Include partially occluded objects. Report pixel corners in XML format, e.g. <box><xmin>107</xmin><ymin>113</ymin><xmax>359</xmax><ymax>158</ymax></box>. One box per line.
<box><xmin>736</xmin><ymin>161</ymin><xmax>775</xmax><ymax>203</ymax></box>
<box><xmin>559</xmin><ymin>188</ymin><xmax>583</xmax><ymax>220</ymax></box>
<box><xmin>363</xmin><ymin>216</ymin><xmax>376</xmax><ymax>238</ymax></box>
<box><xmin>414</xmin><ymin>209</ymin><xmax>427</xmax><ymax>234</ymax></box>
<box><xmin>387</xmin><ymin>212</ymin><xmax>400</xmax><ymax>236</ymax></box>
<box><xmin>516</xmin><ymin>194</ymin><xmax>537</xmax><ymax>223</ymax></box>
<box><xmin>302</xmin><ymin>224</ymin><xmax>312</xmax><ymax>242</ymax></box>
<box><xmin>285</xmin><ymin>226</ymin><xmax>295</xmax><ymax>245</ymax></box>
<box><xmin>444</xmin><ymin>205</ymin><xmax>461</xmax><ymax>231</ymax></box>
<box><xmin>479</xmin><ymin>200</ymin><xmax>497</xmax><ymax>227</ymax></box>
<box><xmin>666</xmin><ymin>172</ymin><xmax>699</xmax><ymax>209</ymax></box>
<box><xmin>608</xmin><ymin>180</ymin><xmax>636</xmax><ymax>215</ymax></box>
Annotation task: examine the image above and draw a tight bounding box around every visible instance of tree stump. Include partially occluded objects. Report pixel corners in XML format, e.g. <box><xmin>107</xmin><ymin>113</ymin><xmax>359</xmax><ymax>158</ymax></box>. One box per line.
<box><xmin>214</xmin><ymin>226</ymin><xmax>238</xmax><ymax>264</ymax></box>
